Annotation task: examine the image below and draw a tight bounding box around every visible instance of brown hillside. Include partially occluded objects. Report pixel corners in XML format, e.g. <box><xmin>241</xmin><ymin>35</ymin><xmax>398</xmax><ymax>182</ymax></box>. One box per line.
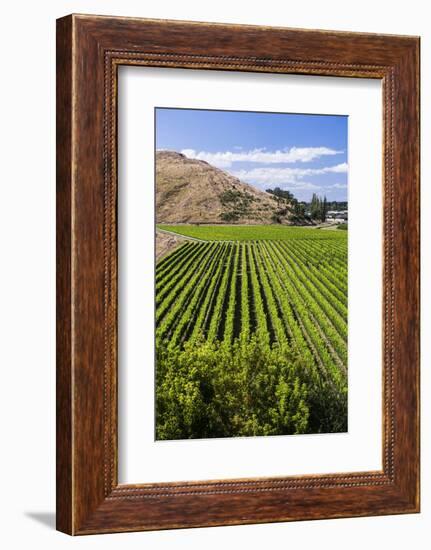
<box><xmin>155</xmin><ymin>229</ymin><xmax>187</xmax><ymax>262</ymax></box>
<box><xmin>155</xmin><ymin>150</ymin><xmax>292</xmax><ymax>224</ymax></box>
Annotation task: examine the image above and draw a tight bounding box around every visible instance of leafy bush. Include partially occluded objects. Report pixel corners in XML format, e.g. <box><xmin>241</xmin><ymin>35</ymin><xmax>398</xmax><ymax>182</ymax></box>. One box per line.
<box><xmin>219</xmin><ymin>189</ymin><xmax>256</xmax><ymax>221</ymax></box>
<box><xmin>220</xmin><ymin>211</ymin><xmax>240</xmax><ymax>222</ymax></box>
<box><xmin>219</xmin><ymin>189</ymin><xmax>254</xmax><ymax>207</ymax></box>
<box><xmin>156</xmin><ymin>336</ymin><xmax>346</xmax><ymax>440</ymax></box>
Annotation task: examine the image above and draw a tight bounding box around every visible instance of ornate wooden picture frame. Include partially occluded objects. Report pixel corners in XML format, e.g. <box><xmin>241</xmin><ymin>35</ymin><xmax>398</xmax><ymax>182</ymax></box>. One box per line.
<box><xmin>56</xmin><ymin>14</ymin><xmax>420</xmax><ymax>535</ymax></box>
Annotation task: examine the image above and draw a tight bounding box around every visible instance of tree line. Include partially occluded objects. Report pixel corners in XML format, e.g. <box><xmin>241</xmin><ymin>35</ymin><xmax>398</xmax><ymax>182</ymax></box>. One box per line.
<box><xmin>266</xmin><ymin>188</ymin><xmax>330</xmax><ymax>222</ymax></box>
<box><xmin>309</xmin><ymin>193</ymin><xmax>328</xmax><ymax>222</ymax></box>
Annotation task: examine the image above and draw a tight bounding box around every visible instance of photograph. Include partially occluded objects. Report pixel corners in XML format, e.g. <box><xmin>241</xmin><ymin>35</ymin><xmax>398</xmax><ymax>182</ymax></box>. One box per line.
<box><xmin>154</xmin><ymin>107</ymin><xmax>348</xmax><ymax>440</ymax></box>
<box><xmin>0</xmin><ymin>2</ymin><xmax>423</xmax><ymax>543</ymax></box>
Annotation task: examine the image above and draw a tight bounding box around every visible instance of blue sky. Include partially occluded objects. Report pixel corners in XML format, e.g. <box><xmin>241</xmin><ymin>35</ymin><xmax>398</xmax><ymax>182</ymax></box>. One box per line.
<box><xmin>156</xmin><ymin>108</ymin><xmax>348</xmax><ymax>202</ymax></box>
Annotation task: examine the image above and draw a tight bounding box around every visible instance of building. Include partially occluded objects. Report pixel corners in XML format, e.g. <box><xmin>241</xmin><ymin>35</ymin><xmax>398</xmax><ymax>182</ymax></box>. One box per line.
<box><xmin>326</xmin><ymin>210</ymin><xmax>348</xmax><ymax>224</ymax></box>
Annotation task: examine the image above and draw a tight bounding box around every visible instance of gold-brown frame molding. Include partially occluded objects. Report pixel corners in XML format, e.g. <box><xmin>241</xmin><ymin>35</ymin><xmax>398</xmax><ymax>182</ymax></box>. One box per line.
<box><xmin>56</xmin><ymin>14</ymin><xmax>420</xmax><ymax>534</ymax></box>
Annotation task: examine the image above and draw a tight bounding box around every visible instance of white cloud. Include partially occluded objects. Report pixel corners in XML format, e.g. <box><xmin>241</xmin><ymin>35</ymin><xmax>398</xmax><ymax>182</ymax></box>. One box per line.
<box><xmin>231</xmin><ymin>164</ymin><xmax>348</xmax><ymax>185</ymax></box>
<box><xmin>181</xmin><ymin>147</ymin><xmax>343</xmax><ymax>168</ymax></box>
<box><xmin>326</xmin><ymin>162</ymin><xmax>348</xmax><ymax>173</ymax></box>
<box><xmin>284</xmin><ymin>182</ymin><xmax>322</xmax><ymax>191</ymax></box>
<box><xmin>328</xmin><ymin>183</ymin><xmax>348</xmax><ymax>189</ymax></box>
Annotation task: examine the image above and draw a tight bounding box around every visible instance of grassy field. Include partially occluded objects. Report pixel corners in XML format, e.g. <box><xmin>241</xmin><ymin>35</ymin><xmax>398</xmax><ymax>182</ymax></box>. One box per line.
<box><xmin>155</xmin><ymin>226</ymin><xmax>348</xmax><ymax>441</ymax></box>
<box><xmin>157</xmin><ymin>224</ymin><xmax>346</xmax><ymax>241</ymax></box>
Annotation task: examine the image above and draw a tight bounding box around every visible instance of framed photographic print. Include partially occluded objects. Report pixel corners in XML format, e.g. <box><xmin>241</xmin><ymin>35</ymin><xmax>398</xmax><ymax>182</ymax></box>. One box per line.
<box><xmin>56</xmin><ymin>14</ymin><xmax>420</xmax><ymax>535</ymax></box>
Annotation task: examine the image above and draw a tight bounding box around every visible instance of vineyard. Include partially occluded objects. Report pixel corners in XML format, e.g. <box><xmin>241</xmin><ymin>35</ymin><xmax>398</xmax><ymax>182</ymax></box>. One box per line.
<box><xmin>155</xmin><ymin>226</ymin><xmax>348</xmax><ymax>440</ymax></box>
<box><xmin>157</xmin><ymin>223</ymin><xmax>345</xmax><ymax>240</ymax></box>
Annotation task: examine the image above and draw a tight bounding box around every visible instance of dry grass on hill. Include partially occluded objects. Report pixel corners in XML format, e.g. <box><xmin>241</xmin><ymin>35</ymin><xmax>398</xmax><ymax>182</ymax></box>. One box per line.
<box><xmin>156</xmin><ymin>150</ymin><xmax>292</xmax><ymax>225</ymax></box>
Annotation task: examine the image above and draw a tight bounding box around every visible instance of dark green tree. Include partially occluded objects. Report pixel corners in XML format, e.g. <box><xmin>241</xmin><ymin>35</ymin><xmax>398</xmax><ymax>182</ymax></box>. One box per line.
<box><xmin>320</xmin><ymin>195</ymin><xmax>328</xmax><ymax>222</ymax></box>
<box><xmin>310</xmin><ymin>193</ymin><xmax>321</xmax><ymax>220</ymax></box>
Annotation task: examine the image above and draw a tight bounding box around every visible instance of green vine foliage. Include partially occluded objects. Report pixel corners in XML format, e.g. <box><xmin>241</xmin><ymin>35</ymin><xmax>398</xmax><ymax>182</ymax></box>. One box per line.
<box><xmin>155</xmin><ymin>234</ymin><xmax>348</xmax><ymax>441</ymax></box>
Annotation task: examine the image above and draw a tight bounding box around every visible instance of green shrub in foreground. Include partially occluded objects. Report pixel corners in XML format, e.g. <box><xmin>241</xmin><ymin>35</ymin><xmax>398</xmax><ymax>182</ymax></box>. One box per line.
<box><xmin>156</xmin><ymin>336</ymin><xmax>347</xmax><ymax>440</ymax></box>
